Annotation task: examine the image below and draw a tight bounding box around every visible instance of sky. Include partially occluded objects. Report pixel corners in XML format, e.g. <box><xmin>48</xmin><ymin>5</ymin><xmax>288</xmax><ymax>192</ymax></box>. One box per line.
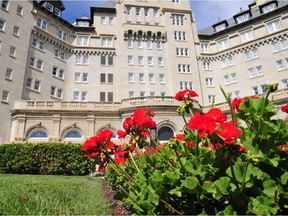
<box><xmin>61</xmin><ymin>0</ymin><xmax>251</xmax><ymax>31</ymax></box>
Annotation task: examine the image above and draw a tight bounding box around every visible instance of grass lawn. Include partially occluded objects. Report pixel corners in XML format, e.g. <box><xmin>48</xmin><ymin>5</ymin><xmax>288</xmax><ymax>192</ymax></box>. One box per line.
<box><xmin>0</xmin><ymin>174</ymin><xmax>111</xmax><ymax>215</ymax></box>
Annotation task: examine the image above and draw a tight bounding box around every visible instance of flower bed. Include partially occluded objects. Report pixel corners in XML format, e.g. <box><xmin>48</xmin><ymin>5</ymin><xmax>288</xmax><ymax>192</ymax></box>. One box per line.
<box><xmin>82</xmin><ymin>85</ymin><xmax>288</xmax><ymax>215</ymax></box>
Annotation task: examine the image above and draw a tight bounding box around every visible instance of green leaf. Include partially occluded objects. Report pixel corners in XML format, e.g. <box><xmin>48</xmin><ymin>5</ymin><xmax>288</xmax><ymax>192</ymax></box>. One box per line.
<box><xmin>202</xmin><ymin>181</ymin><xmax>216</xmax><ymax>194</ymax></box>
<box><xmin>163</xmin><ymin>169</ymin><xmax>180</xmax><ymax>184</ymax></box>
<box><xmin>280</xmin><ymin>172</ymin><xmax>288</xmax><ymax>185</ymax></box>
<box><xmin>217</xmin><ymin>205</ymin><xmax>237</xmax><ymax>216</ymax></box>
<box><xmin>248</xmin><ymin>195</ymin><xmax>279</xmax><ymax>215</ymax></box>
<box><xmin>214</xmin><ymin>177</ymin><xmax>231</xmax><ymax>195</ymax></box>
<box><xmin>168</xmin><ymin>186</ymin><xmax>182</xmax><ymax>197</ymax></box>
<box><xmin>263</xmin><ymin>179</ymin><xmax>277</xmax><ymax>197</ymax></box>
<box><xmin>181</xmin><ymin>176</ymin><xmax>199</xmax><ymax>193</ymax></box>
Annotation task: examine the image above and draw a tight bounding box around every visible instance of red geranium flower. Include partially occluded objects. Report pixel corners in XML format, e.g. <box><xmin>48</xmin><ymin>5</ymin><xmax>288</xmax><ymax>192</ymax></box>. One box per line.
<box><xmin>205</xmin><ymin>108</ymin><xmax>227</xmax><ymax>123</ymax></box>
<box><xmin>215</xmin><ymin>121</ymin><xmax>242</xmax><ymax>144</ymax></box>
<box><xmin>231</xmin><ymin>97</ymin><xmax>247</xmax><ymax>112</ymax></box>
<box><xmin>172</xmin><ymin>134</ymin><xmax>186</xmax><ymax>141</ymax></box>
<box><xmin>175</xmin><ymin>89</ymin><xmax>198</xmax><ymax>102</ymax></box>
<box><xmin>187</xmin><ymin>112</ymin><xmax>217</xmax><ymax>137</ymax></box>
<box><xmin>281</xmin><ymin>104</ymin><xmax>288</xmax><ymax>113</ymax></box>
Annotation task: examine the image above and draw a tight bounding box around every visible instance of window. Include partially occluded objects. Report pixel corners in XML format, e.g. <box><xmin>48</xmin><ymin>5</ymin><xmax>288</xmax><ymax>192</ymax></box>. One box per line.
<box><xmin>171</xmin><ymin>14</ymin><xmax>184</xmax><ymax>26</ymax></box>
<box><xmin>126</xmin><ymin>7</ymin><xmax>131</xmax><ymax>15</ymax></box>
<box><xmin>17</xmin><ymin>5</ymin><xmax>23</xmax><ymax>15</ymax></box>
<box><xmin>218</xmin><ymin>39</ymin><xmax>229</xmax><ymax>50</ymax></box>
<box><xmin>46</xmin><ymin>2</ymin><xmax>53</xmax><ymax>12</ymax></box>
<box><xmin>266</xmin><ymin>20</ymin><xmax>281</xmax><ymax>33</ymax></box>
<box><xmin>178</xmin><ymin>64</ymin><xmax>191</xmax><ymax>73</ymax></box>
<box><xmin>248</xmin><ymin>68</ymin><xmax>255</xmax><ymax>78</ymax></box>
<box><xmin>144</xmin><ymin>8</ymin><xmax>149</xmax><ymax>16</ymax></box>
<box><xmin>206</xmin><ymin>78</ymin><xmax>214</xmax><ymax>86</ymax></box>
<box><xmin>82</xmin><ymin>73</ymin><xmax>88</xmax><ymax>82</ymax></box>
<box><xmin>136</xmin><ymin>8</ymin><xmax>141</xmax><ymax>16</ymax></box>
<box><xmin>1</xmin><ymin>0</ymin><xmax>9</xmax><ymax>10</ymax></box>
<box><xmin>29</xmin><ymin>57</ymin><xmax>43</xmax><ymax>70</ymax></box>
<box><xmin>252</xmin><ymin>48</ymin><xmax>259</xmax><ymax>58</ymax></box>
<box><xmin>73</xmin><ymin>91</ymin><xmax>80</xmax><ymax>101</ymax></box>
<box><xmin>154</xmin><ymin>8</ymin><xmax>158</xmax><ymax>17</ymax></box>
<box><xmin>140</xmin><ymin>91</ymin><xmax>145</xmax><ymax>97</ymax></box>
<box><xmin>208</xmin><ymin>95</ymin><xmax>216</xmax><ymax>104</ymax></box>
<box><xmin>76</xmin><ymin>55</ymin><xmax>89</xmax><ymax>64</ymax></box>
<box><xmin>127</xmin><ymin>39</ymin><xmax>133</xmax><ymax>48</ymax></box>
<box><xmin>245</xmin><ymin>50</ymin><xmax>251</xmax><ymax>60</ymax></box>
<box><xmin>280</xmin><ymin>40</ymin><xmax>288</xmax><ymax>49</ymax></box>
<box><xmin>256</xmin><ymin>65</ymin><xmax>263</xmax><ymax>75</ymax></box>
<box><xmin>221</xmin><ymin>56</ymin><xmax>233</xmax><ymax>68</ymax></box>
<box><xmin>157</xmin><ymin>41</ymin><xmax>162</xmax><ymax>49</ymax></box>
<box><xmin>149</xmin><ymin>73</ymin><xmax>154</xmax><ymax>83</ymax></box>
<box><xmin>240</xmin><ymin>30</ymin><xmax>253</xmax><ymax>42</ymax></box>
<box><xmin>172</xmin><ymin>0</ymin><xmax>180</xmax><ymax>2</ymax></box>
<box><xmin>100</xmin><ymin>74</ymin><xmax>113</xmax><ymax>83</ymax></box>
<box><xmin>262</xmin><ymin>3</ymin><xmax>276</xmax><ymax>13</ymax></box>
<box><xmin>174</xmin><ymin>31</ymin><xmax>187</xmax><ymax>41</ymax></box>
<box><xmin>129</xmin><ymin>91</ymin><xmax>135</xmax><ymax>98</ymax></box>
<box><xmin>5</xmin><ymin>68</ymin><xmax>12</xmax><ymax>80</ymax></box>
<box><xmin>0</xmin><ymin>19</ymin><xmax>5</xmax><ymax>31</ymax></box>
<box><xmin>62</xmin><ymin>129</ymin><xmax>83</xmax><ymax>141</ymax></box>
<box><xmin>176</xmin><ymin>48</ymin><xmax>189</xmax><ymax>56</ymax></box>
<box><xmin>203</xmin><ymin>62</ymin><xmax>211</xmax><ymax>70</ymax></box>
<box><xmin>215</xmin><ymin>23</ymin><xmax>226</xmax><ymax>32</ymax></box>
<box><xmin>102</xmin><ymin>37</ymin><xmax>113</xmax><ymax>47</ymax></box>
<box><xmin>54</xmin><ymin>49</ymin><xmax>65</xmax><ymax>61</ymax></box>
<box><xmin>101</xmin><ymin>17</ymin><xmax>106</xmax><ymax>24</ymax></box>
<box><xmin>128</xmin><ymin>55</ymin><xmax>133</xmax><ymax>65</ymax></box>
<box><xmin>282</xmin><ymin>79</ymin><xmax>288</xmax><ymax>88</ymax></box>
<box><xmin>26</xmin><ymin>78</ymin><xmax>41</xmax><ymax>92</ymax></box>
<box><xmin>201</xmin><ymin>44</ymin><xmax>209</xmax><ymax>53</ymax></box>
<box><xmin>74</xmin><ymin>72</ymin><xmax>81</xmax><ymax>82</ymax></box>
<box><xmin>54</xmin><ymin>8</ymin><xmax>61</xmax><ymax>17</ymax></box>
<box><xmin>100</xmin><ymin>73</ymin><xmax>106</xmax><ymax>83</ymax></box>
<box><xmin>231</xmin><ymin>73</ymin><xmax>237</xmax><ymax>83</ymax></box>
<box><xmin>252</xmin><ymin>86</ymin><xmax>259</xmax><ymax>95</ymax></box>
<box><xmin>32</xmin><ymin>38</ymin><xmax>45</xmax><ymax>51</ymax></box>
<box><xmin>159</xmin><ymin>74</ymin><xmax>165</xmax><ymax>84</ymax></box>
<box><xmin>236</xmin><ymin>13</ymin><xmax>249</xmax><ymax>23</ymax></box>
<box><xmin>137</xmin><ymin>40</ymin><xmax>143</xmax><ymax>49</ymax></box>
<box><xmin>9</xmin><ymin>46</ymin><xmax>16</xmax><ymax>57</ymax></box>
<box><xmin>138</xmin><ymin>56</ymin><xmax>144</xmax><ymax>65</ymax></box>
<box><xmin>234</xmin><ymin>90</ymin><xmax>240</xmax><ymax>99</ymax></box>
<box><xmin>52</xmin><ymin>66</ymin><xmax>64</xmax><ymax>79</ymax></box>
<box><xmin>260</xmin><ymin>84</ymin><xmax>267</xmax><ymax>93</ymax></box>
<box><xmin>82</xmin><ymin>91</ymin><xmax>88</xmax><ymax>101</ymax></box>
<box><xmin>101</xmin><ymin>55</ymin><xmax>113</xmax><ymax>66</ymax></box>
<box><xmin>27</xmin><ymin>129</ymin><xmax>48</xmax><ymax>141</ymax></box>
<box><xmin>109</xmin><ymin>17</ymin><xmax>114</xmax><ymax>25</ymax></box>
<box><xmin>34</xmin><ymin>80</ymin><xmax>41</xmax><ymax>91</ymax></box>
<box><xmin>224</xmin><ymin>75</ymin><xmax>230</xmax><ymax>85</ymax></box>
<box><xmin>75</xmin><ymin>72</ymin><xmax>88</xmax><ymax>83</ymax></box>
<box><xmin>58</xmin><ymin>29</ymin><xmax>68</xmax><ymax>41</ymax></box>
<box><xmin>150</xmin><ymin>92</ymin><xmax>155</xmax><ymax>96</ymax></box>
<box><xmin>13</xmin><ymin>25</ymin><xmax>19</xmax><ymax>36</ymax></box>
<box><xmin>158</xmin><ymin>57</ymin><xmax>164</xmax><ymax>66</ymax></box>
<box><xmin>276</xmin><ymin>60</ymin><xmax>284</xmax><ymax>70</ymax></box>
<box><xmin>272</xmin><ymin>42</ymin><xmax>280</xmax><ymax>52</ymax></box>
<box><xmin>26</xmin><ymin>77</ymin><xmax>32</xmax><ymax>88</ymax></box>
<box><xmin>57</xmin><ymin>88</ymin><xmax>63</xmax><ymax>98</ymax></box>
<box><xmin>180</xmin><ymin>81</ymin><xmax>193</xmax><ymax>90</ymax></box>
<box><xmin>161</xmin><ymin>92</ymin><xmax>166</xmax><ymax>96</ymax></box>
<box><xmin>77</xmin><ymin>36</ymin><xmax>89</xmax><ymax>46</ymax></box>
<box><xmin>100</xmin><ymin>92</ymin><xmax>105</xmax><ymax>102</ymax></box>
<box><xmin>245</xmin><ymin>48</ymin><xmax>259</xmax><ymax>60</ymax></box>
<box><xmin>36</xmin><ymin>17</ymin><xmax>48</xmax><ymax>30</ymax></box>
<box><xmin>148</xmin><ymin>56</ymin><xmax>153</xmax><ymax>66</ymax></box>
<box><xmin>139</xmin><ymin>73</ymin><xmax>145</xmax><ymax>83</ymax></box>
<box><xmin>128</xmin><ymin>73</ymin><xmax>134</xmax><ymax>82</ymax></box>
<box><xmin>108</xmin><ymin>92</ymin><xmax>113</xmax><ymax>102</ymax></box>
<box><xmin>1</xmin><ymin>90</ymin><xmax>9</xmax><ymax>102</ymax></box>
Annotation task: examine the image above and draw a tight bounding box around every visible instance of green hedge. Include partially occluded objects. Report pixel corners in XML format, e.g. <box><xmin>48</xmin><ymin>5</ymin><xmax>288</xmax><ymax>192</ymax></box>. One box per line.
<box><xmin>0</xmin><ymin>143</ymin><xmax>92</xmax><ymax>175</ymax></box>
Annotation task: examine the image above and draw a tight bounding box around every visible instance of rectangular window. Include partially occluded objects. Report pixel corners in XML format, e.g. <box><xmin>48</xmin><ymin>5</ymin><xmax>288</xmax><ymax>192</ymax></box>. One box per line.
<box><xmin>224</xmin><ymin>75</ymin><xmax>230</xmax><ymax>85</ymax></box>
<box><xmin>1</xmin><ymin>0</ymin><xmax>9</xmax><ymax>10</ymax></box>
<box><xmin>137</xmin><ymin>40</ymin><xmax>143</xmax><ymax>49</ymax></box>
<box><xmin>280</xmin><ymin>39</ymin><xmax>288</xmax><ymax>49</ymax></box>
<box><xmin>208</xmin><ymin>95</ymin><xmax>215</xmax><ymax>104</ymax></box>
<box><xmin>76</xmin><ymin>55</ymin><xmax>89</xmax><ymax>64</ymax></box>
<box><xmin>215</xmin><ymin>23</ymin><xmax>226</xmax><ymax>32</ymax></box>
<box><xmin>127</xmin><ymin>39</ymin><xmax>133</xmax><ymax>48</ymax></box>
<box><xmin>158</xmin><ymin>57</ymin><xmax>164</xmax><ymax>66</ymax></box>
<box><xmin>139</xmin><ymin>73</ymin><xmax>145</xmax><ymax>83</ymax></box>
<box><xmin>100</xmin><ymin>92</ymin><xmax>105</xmax><ymax>102</ymax></box>
<box><xmin>29</xmin><ymin>57</ymin><xmax>35</xmax><ymax>67</ymax></box>
<box><xmin>140</xmin><ymin>91</ymin><xmax>145</xmax><ymax>97</ymax></box>
<box><xmin>272</xmin><ymin>43</ymin><xmax>280</xmax><ymax>52</ymax></box>
<box><xmin>55</xmin><ymin>49</ymin><xmax>65</xmax><ymax>60</ymax></box>
<box><xmin>256</xmin><ymin>65</ymin><xmax>263</xmax><ymax>75</ymax></box>
<box><xmin>148</xmin><ymin>56</ymin><xmax>153</xmax><ymax>66</ymax></box>
<box><xmin>240</xmin><ymin>30</ymin><xmax>253</xmax><ymax>42</ymax></box>
<box><xmin>108</xmin><ymin>56</ymin><xmax>113</xmax><ymax>65</ymax></box>
<box><xmin>203</xmin><ymin>62</ymin><xmax>211</xmax><ymax>70</ymax></box>
<box><xmin>9</xmin><ymin>46</ymin><xmax>16</xmax><ymax>57</ymax></box>
<box><xmin>55</xmin><ymin>8</ymin><xmax>61</xmax><ymax>17</ymax></box>
<box><xmin>82</xmin><ymin>91</ymin><xmax>88</xmax><ymax>101</ymax></box>
<box><xmin>154</xmin><ymin>8</ymin><xmax>158</xmax><ymax>17</ymax></box>
<box><xmin>108</xmin><ymin>92</ymin><xmax>113</xmax><ymax>102</ymax></box>
<box><xmin>36</xmin><ymin>17</ymin><xmax>48</xmax><ymax>30</ymax></box>
<box><xmin>201</xmin><ymin>44</ymin><xmax>209</xmax><ymax>53</ymax></box>
<box><xmin>260</xmin><ymin>84</ymin><xmax>267</xmax><ymax>93</ymax></box>
<box><xmin>77</xmin><ymin>36</ymin><xmax>89</xmax><ymax>46</ymax></box>
<box><xmin>149</xmin><ymin>73</ymin><xmax>154</xmax><ymax>83</ymax></box>
<box><xmin>102</xmin><ymin>37</ymin><xmax>113</xmax><ymax>47</ymax></box>
<box><xmin>157</xmin><ymin>41</ymin><xmax>162</xmax><ymax>49</ymax></box>
<box><xmin>34</xmin><ymin>80</ymin><xmax>41</xmax><ymax>91</ymax></box>
<box><xmin>101</xmin><ymin>17</ymin><xmax>106</xmax><ymax>24</ymax></box>
<box><xmin>126</xmin><ymin>7</ymin><xmax>131</xmax><ymax>15</ymax></box>
<box><xmin>74</xmin><ymin>91</ymin><xmax>80</xmax><ymax>101</ymax></box>
<box><xmin>75</xmin><ymin>72</ymin><xmax>81</xmax><ymax>82</ymax></box>
<box><xmin>248</xmin><ymin>68</ymin><xmax>255</xmax><ymax>78</ymax></box>
<box><xmin>138</xmin><ymin>56</ymin><xmax>144</xmax><ymax>65</ymax></box>
<box><xmin>109</xmin><ymin>17</ymin><xmax>114</xmax><ymax>25</ymax></box>
<box><xmin>58</xmin><ymin>69</ymin><xmax>64</xmax><ymax>79</ymax></box>
<box><xmin>46</xmin><ymin>2</ymin><xmax>53</xmax><ymax>12</ymax></box>
<box><xmin>128</xmin><ymin>73</ymin><xmax>134</xmax><ymax>82</ymax></box>
<box><xmin>57</xmin><ymin>88</ymin><xmax>63</xmax><ymax>98</ymax></box>
<box><xmin>26</xmin><ymin>77</ymin><xmax>32</xmax><ymax>88</ymax></box>
<box><xmin>58</xmin><ymin>29</ymin><xmax>68</xmax><ymax>41</ymax></box>
<box><xmin>276</xmin><ymin>60</ymin><xmax>284</xmax><ymax>70</ymax></box>
<box><xmin>234</xmin><ymin>90</ymin><xmax>240</xmax><ymax>99</ymax></box>
<box><xmin>52</xmin><ymin>66</ymin><xmax>58</xmax><ymax>76</ymax></box>
<box><xmin>129</xmin><ymin>91</ymin><xmax>134</xmax><ymax>98</ymax></box>
<box><xmin>128</xmin><ymin>55</ymin><xmax>133</xmax><ymax>65</ymax></box>
<box><xmin>218</xmin><ymin>39</ymin><xmax>229</xmax><ymax>51</ymax></box>
<box><xmin>262</xmin><ymin>3</ymin><xmax>276</xmax><ymax>13</ymax></box>
<box><xmin>252</xmin><ymin>48</ymin><xmax>259</xmax><ymax>58</ymax></box>
<box><xmin>144</xmin><ymin>8</ymin><xmax>149</xmax><ymax>16</ymax></box>
<box><xmin>1</xmin><ymin>90</ymin><xmax>9</xmax><ymax>102</ymax></box>
<box><xmin>266</xmin><ymin>20</ymin><xmax>281</xmax><ymax>33</ymax></box>
<box><xmin>236</xmin><ymin>13</ymin><xmax>249</xmax><ymax>23</ymax></box>
<box><xmin>206</xmin><ymin>78</ymin><xmax>214</xmax><ymax>86</ymax></box>
<box><xmin>0</xmin><ymin>19</ymin><xmax>5</xmax><ymax>31</ymax></box>
<box><xmin>83</xmin><ymin>73</ymin><xmax>88</xmax><ymax>82</ymax></box>
<box><xmin>50</xmin><ymin>86</ymin><xmax>56</xmax><ymax>96</ymax></box>
<box><xmin>13</xmin><ymin>25</ymin><xmax>20</xmax><ymax>36</ymax></box>
<box><xmin>108</xmin><ymin>74</ymin><xmax>113</xmax><ymax>83</ymax></box>
<box><xmin>5</xmin><ymin>68</ymin><xmax>12</xmax><ymax>80</ymax></box>
<box><xmin>17</xmin><ymin>5</ymin><xmax>23</xmax><ymax>15</ymax></box>
<box><xmin>36</xmin><ymin>59</ymin><xmax>43</xmax><ymax>70</ymax></box>
<box><xmin>282</xmin><ymin>79</ymin><xmax>288</xmax><ymax>88</ymax></box>
<box><xmin>100</xmin><ymin>73</ymin><xmax>106</xmax><ymax>83</ymax></box>
<box><xmin>252</xmin><ymin>86</ymin><xmax>259</xmax><ymax>95</ymax></box>
<box><xmin>150</xmin><ymin>92</ymin><xmax>155</xmax><ymax>96</ymax></box>
<box><xmin>231</xmin><ymin>73</ymin><xmax>237</xmax><ymax>82</ymax></box>
<box><xmin>159</xmin><ymin>74</ymin><xmax>165</xmax><ymax>84</ymax></box>
<box><xmin>136</xmin><ymin>8</ymin><xmax>141</xmax><ymax>16</ymax></box>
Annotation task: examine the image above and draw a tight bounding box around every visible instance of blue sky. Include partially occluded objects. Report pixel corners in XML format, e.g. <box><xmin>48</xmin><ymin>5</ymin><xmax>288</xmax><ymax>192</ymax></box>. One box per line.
<box><xmin>61</xmin><ymin>0</ymin><xmax>250</xmax><ymax>31</ymax></box>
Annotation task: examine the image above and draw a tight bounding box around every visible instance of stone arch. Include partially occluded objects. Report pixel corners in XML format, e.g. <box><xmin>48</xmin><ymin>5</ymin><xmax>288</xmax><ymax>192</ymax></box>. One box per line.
<box><xmin>26</xmin><ymin>124</ymin><xmax>49</xmax><ymax>142</ymax></box>
<box><xmin>156</xmin><ymin>121</ymin><xmax>177</xmax><ymax>142</ymax></box>
<box><xmin>61</xmin><ymin>124</ymin><xmax>84</xmax><ymax>142</ymax></box>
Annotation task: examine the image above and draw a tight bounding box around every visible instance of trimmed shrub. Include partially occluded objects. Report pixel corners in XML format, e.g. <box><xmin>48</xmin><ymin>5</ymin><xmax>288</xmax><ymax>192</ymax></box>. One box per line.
<box><xmin>0</xmin><ymin>143</ymin><xmax>92</xmax><ymax>175</ymax></box>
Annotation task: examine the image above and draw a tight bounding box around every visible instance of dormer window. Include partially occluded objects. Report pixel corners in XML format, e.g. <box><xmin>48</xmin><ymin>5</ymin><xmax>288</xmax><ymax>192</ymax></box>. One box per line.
<box><xmin>215</xmin><ymin>23</ymin><xmax>226</xmax><ymax>32</ymax></box>
<box><xmin>54</xmin><ymin>7</ymin><xmax>61</xmax><ymax>17</ymax></box>
<box><xmin>236</xmin><ymin>13</ymin><xmax>250</xmax><ymax>24</ymax></box>
<box><xmin>262</xmin><ymin>2</ymin><xmax>277</xmax><ymax>13</ymax></box>
<box><xmin>46</xmin><ymin>2</ymin><xmax>53</xmax><ymax>12</ymax></box>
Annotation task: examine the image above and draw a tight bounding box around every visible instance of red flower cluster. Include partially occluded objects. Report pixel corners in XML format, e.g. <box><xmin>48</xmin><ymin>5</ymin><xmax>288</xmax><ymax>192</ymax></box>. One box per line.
<box><xmin>187</xmin><ymin>108</ymin><xmax>242</xmax><ymax>144</ymax></box>
<box><xmin>81</xmin><ymin>129</ymin><xmax>116</xmax><ymax>171</ymax></box>
<box><xmin>117</xmin><ymin>108</ymin><xmax>156</xmax><ymax>146</ymax></box>
<box><xmin>113</xmin><ymin>144</ymin><xmax>134</xmax><ymax>164</ymax></box>
<box><xmin>175</xmin><ymin>89</ymin><xmax>198</xmax><ymax>102</ymax></box>
<box><xmin>231</xmin><ymin>96</ymin><xmax>258</xmax><ymax>112</ymax></box>
<box><xmin>281</xmin><ymin>104</ymin><xmax>288</xmax><ymax>113</ymax></box>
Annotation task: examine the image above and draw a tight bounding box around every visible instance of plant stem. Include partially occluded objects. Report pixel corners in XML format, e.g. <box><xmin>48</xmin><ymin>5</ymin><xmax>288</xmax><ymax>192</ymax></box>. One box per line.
<box><xmin>129</xmin><ymin>152</ymin><xmax>140</xmax><ymax>173</ymax></box>
<box><xmin>174</xmin><ymin>149</ymin><xmax>185</xmax><ymax>171</ymax></box>
<box><xmin>241</xmin><ymin>162</ymin><xmax>249</xmax><ymax>192</ymax></box>
<box><xmin>159</xmin><ymin>198</ymin><xmax>183</xmax><ymax>215</ymax></box>
<box><xmin>230</xmin><ymin>160</ymin><xmax>240</xmax><ymax>190</ymax></box>
<box><xmin>118</xmin><ymin>185</ymin><xmax>141</xmax><ymax>207</ymax></box>
<box><xmin>195</xmin><ymin>133</ymin><xmax>199</xmax><ymax>157</ymax></box>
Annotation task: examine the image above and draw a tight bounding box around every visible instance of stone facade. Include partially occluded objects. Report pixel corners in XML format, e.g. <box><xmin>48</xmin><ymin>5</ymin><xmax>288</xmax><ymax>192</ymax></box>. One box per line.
<box><xmin>0</xmin><ymin>0</ymin><xmax>287</xmax><ymax>143</ymax></box>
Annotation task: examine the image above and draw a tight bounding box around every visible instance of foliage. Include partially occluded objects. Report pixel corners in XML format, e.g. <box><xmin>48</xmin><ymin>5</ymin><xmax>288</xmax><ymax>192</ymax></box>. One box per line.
<box><xmin>0</xmin><ymin>174</ymin><xmax>110</xmax><ymax>215</ymax></box>
<box><xmin>83</xmin><ymin>86</ymin><xmax>288</xmax><ymax>215</ymax></box>
<box><xmin>0</xmin><ymin>143</ymin><xmax>92</xmax><ymax>175</ymax></box>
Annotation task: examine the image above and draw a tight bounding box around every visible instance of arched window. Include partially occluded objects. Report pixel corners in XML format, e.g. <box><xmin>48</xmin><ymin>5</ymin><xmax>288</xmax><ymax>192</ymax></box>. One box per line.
<box><xmin>62</xmin><ymin>129</ymin><xmax>83</xmax><ymax>141</ymax></box>
<box><xmin>157</xmin><ymin>126</ymin><xmax>174</xmax><ymax>142</ymax></box>
<box><xmin>27</xmin><ymin>129</ymin><xmax>49</xmax><ymax>141</ymax></box>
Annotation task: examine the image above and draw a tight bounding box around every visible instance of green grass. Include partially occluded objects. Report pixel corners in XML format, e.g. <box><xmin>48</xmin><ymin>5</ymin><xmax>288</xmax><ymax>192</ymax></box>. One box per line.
<box><xmin>0</xmin><ymin>174</ymin><xmax>111</xmax><ymax>215</ymax></box>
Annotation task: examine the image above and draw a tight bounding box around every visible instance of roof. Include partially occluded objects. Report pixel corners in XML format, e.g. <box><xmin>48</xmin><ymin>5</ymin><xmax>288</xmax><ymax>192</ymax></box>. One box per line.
<box><xmin>198</xmin><ymin>0</ymin><xmax>288</xmax><ymax>38</ymax></box>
